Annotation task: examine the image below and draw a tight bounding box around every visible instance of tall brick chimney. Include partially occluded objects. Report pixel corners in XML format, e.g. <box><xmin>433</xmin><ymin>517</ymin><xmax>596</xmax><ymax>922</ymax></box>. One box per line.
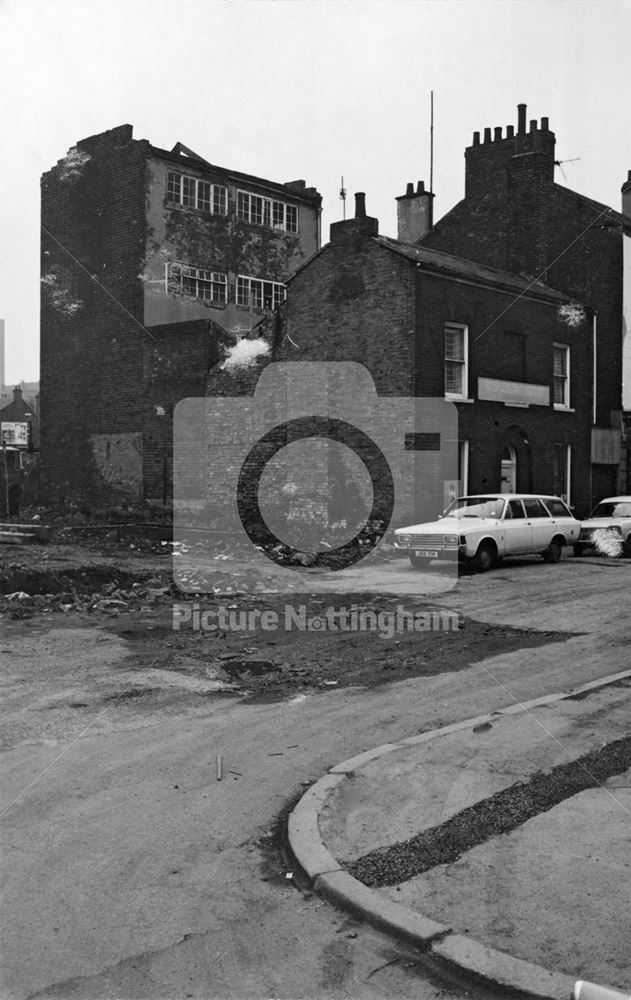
<box><xmin>464</xmin><ymin>104</ymin><xmax>556</xmax><ymax>200</ymax></box>
<box><xmin>396</xmin><ymin>181</ymin><xmax>434</xmax><ymax>243</ymax></box>
<box><xmin>330</xmin><ymin>192</ymin><xmax>379</xmax><ymax>244</ymax></box>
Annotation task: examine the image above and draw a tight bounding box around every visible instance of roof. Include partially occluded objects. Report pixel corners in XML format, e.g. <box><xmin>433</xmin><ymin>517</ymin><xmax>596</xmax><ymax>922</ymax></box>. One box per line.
<box><xmin>288</xmin><ymin>231</ymin><xmax>575</xmax><ymax>304</ymax></box>
<box><xmin>148</xmin><ymin>144</ymin><xmax>321</xmax><ymax>205</ymax></box>
<box><xmin>374</xmin><ymin>236</ymin><xmax>573</xmax><ymax>303</ymax></box>
<box><xmin>553</xmin><ymin>183</ymin><xmax>631</xmax><ymax>230</ymax></box>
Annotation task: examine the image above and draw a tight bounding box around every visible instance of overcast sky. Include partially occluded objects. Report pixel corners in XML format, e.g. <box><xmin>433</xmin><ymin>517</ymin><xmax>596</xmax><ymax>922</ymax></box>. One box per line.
<box><xmin>0</xmin><ymin>0</ymin><xmax>629</xmax><ymax>384</ymax></box>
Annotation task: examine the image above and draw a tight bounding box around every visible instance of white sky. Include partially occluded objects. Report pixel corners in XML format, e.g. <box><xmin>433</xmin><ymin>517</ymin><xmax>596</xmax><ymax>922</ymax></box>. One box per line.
<box><xmin>0</xmin><ymin>0</ymin><xmax>629</xmax><ymax>383</ymax></box>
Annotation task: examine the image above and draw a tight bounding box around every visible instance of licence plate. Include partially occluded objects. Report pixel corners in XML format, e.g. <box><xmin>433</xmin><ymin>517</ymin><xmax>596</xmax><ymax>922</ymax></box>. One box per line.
<box><xmin>415</xmin><ymin>549</ymin><xmax>439</xmax><ymax>559</ymax></box>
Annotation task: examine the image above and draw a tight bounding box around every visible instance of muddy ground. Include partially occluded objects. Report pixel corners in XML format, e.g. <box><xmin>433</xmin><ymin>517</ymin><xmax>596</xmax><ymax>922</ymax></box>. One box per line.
<box><xmin>0</xmin><ymin>527</ymin><xmax>571</xmax><ymax>707</ymax></box>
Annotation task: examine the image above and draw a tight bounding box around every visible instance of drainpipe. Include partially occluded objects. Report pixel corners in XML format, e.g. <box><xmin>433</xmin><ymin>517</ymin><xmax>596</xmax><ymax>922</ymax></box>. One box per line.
<box><xmin>592</xmin><ymin>313</ymin><xmax>597</xmax><ymax>426</ymax></box>
<box><xmin>590</xmin><ymin>312</ymin><xmax>597</xmax><ymax>510</ymax></box>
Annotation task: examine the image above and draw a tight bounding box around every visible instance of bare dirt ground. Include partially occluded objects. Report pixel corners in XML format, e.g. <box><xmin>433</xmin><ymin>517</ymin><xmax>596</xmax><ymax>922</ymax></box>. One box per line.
<box><xmin>1</xmin><ymin>521</ymin><xmax>629</xmax><ymax>1000</ymax></box>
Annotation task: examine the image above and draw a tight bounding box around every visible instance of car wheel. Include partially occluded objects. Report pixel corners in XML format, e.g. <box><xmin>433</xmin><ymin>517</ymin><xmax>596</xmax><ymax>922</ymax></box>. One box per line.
<box><xmin>472</xmin><ymin>543</ymin><xmax>495</xmax><ymax>572</ymax></box>
<box><xmin>573</xmin><ymin>543</ymin><xmax>585</xmax><ymax>558</ymax></box>
<box><xmin>543</xmin><ymin>538</ymin><xmax>563</xmax><ymax>563</ymax></box>
<box><xmin>409</xmin><ymin>553</ymin><xmax>432</xmax><ymax>569</ymax></box>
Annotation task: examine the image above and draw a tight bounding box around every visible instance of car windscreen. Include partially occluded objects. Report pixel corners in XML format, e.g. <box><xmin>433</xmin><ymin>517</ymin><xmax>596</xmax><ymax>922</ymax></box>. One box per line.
<box><xmin>590</xmin><ymin>501</ymin><xmax>631</xmax><ymax>518</ymax></box>
<box><xmin>443</xmin><ymin>497</ymin><xmax>505</xmax><ymax>519</ymax></box>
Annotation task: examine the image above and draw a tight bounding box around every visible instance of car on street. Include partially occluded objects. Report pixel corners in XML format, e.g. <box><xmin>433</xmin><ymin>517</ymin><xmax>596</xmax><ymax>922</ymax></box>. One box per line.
<box><xmin>394</xmin><ymin>493</ymin><xmax>580</xmax><ymax>571</ymax></box>
<box><xmin>574</xmin><ymin>496</ymin><xmax>631</xmax><ymax>558</ymax></box>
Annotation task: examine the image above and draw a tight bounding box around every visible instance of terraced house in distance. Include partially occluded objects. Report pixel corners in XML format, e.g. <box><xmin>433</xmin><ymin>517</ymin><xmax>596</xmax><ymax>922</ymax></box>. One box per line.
<box><xmin>40</xmin><ymin>124</ymin><xmax>321</xmax><ymax>504</ymax></box>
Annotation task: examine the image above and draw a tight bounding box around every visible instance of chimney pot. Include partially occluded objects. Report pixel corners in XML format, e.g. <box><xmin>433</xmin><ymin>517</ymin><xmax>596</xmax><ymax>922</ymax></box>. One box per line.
<box><xmin>494</xmin><ymin>126</ymin><xmax>502</xmax><ymax>141</ymax></box>
<box><xmin>529</xmin><ymin>119</ymin><xmax>537</xmax><ymax>132</ymax></box>
<box><xmin>483</xmin><ymin>127</ymin><xmax>492</xmax><ymax>144</ymax></box>
<box><xmin>355</xmin><ymin>192</ymin><xmax>366</xmax><ymax>218</ymax></box>
<box><xmin>541</xmin><ymin>116</ymin><xmax>549</xmax><ymax>131</ymax></box>
<box><xmin>406</xmin><ymin>182</ymin><xmax>414</xmax><ymax>197</ymax></box>
<box><xmin>507</xmin><ymin>125</ymin><xmax>515</xmax><ymax>139</ymax></box>
<box><xmin>472</xmin><ymin>131</ymin><xmax>480</xmax><ymax>146</ymax></box>
<box><xmin>416</xmin><ymin>180</ymin><xmax>425</xmax><ymax>194</ymax></box>
<box><xmin>517</xmin><ymin>103</ymin><xmax>527</xmax><ymax>134</ymax></box>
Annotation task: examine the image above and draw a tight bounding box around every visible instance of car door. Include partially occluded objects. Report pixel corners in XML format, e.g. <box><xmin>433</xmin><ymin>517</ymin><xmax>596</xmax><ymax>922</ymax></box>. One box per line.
<box><xmin>502</xmin><ymin>499</ymin><xmax>532</xmax><ymax>554</ymax></box>
<box><xmin>541</xmin><ymin>497</ymin><xmax>578</xmax><ymax>542</ymax></box>
<box><xmin>522</xmin><ymin>497</ymin><xmax>553</xmax><ymax>550</ymax></box>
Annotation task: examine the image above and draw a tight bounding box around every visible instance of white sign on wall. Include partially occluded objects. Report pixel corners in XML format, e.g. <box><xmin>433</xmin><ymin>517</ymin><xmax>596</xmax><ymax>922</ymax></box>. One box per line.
<box><xmin>1</xmin><ymin>422</ymin><xmax>29</xmax><ymax>446</ymax></box>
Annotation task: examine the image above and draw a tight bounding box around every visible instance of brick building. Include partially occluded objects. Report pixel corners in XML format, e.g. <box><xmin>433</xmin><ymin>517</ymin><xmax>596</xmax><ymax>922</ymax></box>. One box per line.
<box><xmin>420</xmin><ymin>103</ymin><xmax>630</xmax><ymax>507</ymax></box>
<box><xmin>264</xmin><ymin>191</ymin><xmax>595</xmax><ymax>522</ymax></box>
<box><xmin>40</xmin><ymin>125</ymin><xmax>321</xmax><ymax>503</ymax></box>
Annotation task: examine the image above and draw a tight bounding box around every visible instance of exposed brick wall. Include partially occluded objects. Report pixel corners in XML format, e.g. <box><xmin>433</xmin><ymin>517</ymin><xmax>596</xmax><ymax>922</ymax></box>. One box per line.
<box><xmin>422</xmin><ymin>112</ymin><xmax>624</xmax><ymax>435</ymax></box>
<box><xmin>41</xmin><ymin>126</ymin><xmax>321</xmax><ymax>506</ymax></box>
<box><xmin>265</xmin><ymin>226</ymin><xmax>595</xmax><ymax>519</ymax></box>
<box><xmin>40</xmin><ymin>125</ymin><xmax>149</xmax><ymax>503</ymax></box>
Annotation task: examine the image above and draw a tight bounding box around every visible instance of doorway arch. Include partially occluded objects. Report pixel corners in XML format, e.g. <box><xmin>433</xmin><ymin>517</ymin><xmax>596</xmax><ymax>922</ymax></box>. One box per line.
<box><xmin>500</xmin><ymin>445</ymin><xmax>517</xmax><ymax>493</ymax></box>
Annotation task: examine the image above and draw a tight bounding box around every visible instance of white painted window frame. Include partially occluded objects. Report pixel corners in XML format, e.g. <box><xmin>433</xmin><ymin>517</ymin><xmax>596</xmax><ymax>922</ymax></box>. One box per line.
<box><xmin>236</xmin><ymin>274</ymin><xmax>286</xmax><ymax>311</ymax></box>
<box><xmin>166</xmin><ymin>171</ymin><xmax>227</xmax><ymax>215</ymax></box>
<box><xmin>553</xmin><ymin>342</ymin><xmax>571</xmax><ymax>409</ymax></box>
<box><xmin>236</xmin><ymin>189</ymin><xmax>298</xmax><ymax>233</ymax></box>
<box><xmin>444</xmin><ymin>323</ymin><xmax>469</xmax><ymax>400</ymax></box>
<box><xmin>166</xmin><ymin>262</ymin><xmax>228</xmax><ymax>304</ymax></box>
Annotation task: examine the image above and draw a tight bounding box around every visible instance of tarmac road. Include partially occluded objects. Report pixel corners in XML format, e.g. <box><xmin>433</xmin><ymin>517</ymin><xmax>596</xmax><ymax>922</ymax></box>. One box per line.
<box><xmin>1</xmin><ymin>554</ymin><xmax>629</xmax><ymax>1000</ymax></box>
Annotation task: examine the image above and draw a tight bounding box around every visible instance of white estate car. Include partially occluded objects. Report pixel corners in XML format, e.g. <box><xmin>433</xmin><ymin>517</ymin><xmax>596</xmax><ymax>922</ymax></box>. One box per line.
<box><xmin>574</xmin><ymin>496</ymin><xmax>631</xmax><ymax>558</ymax></box>
<box><xmin>394</xmin><ymin>493</ymin><xmax>580</xmax><ymax>572</ymax></box>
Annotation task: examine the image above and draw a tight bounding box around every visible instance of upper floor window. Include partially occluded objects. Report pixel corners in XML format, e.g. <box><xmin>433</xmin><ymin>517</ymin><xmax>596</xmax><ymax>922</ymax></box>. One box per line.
<box><xmin>166</xmin><ymin>262</ymin><xmax>227</xmax><ymax>304</ymax></box>
<box><xmin>167</xmin><ymin>171</ymin><xmax>227</xmax><ymax>215</ymax></box>
<box><xmin>237</xmin><ymin>191</ymin><xmax>298</xmax><ymax>233</ymax></box>
<box><xmin>553</xmin><ymin>343</ymin><xmax>570</xmax><ymax>408</ymax></box>
<box><xmin>444</xmin><ymin>323</ymin><xmax>468</xmax><ymax>399</ymax></box>
<box><xmin>236</xmin><ymin>275</ymin><xmax>286</xmax><ymax>311</ymax></box>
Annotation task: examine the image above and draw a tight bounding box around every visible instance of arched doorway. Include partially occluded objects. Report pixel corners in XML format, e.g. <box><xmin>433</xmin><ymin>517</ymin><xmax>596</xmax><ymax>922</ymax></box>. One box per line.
<box><xmin>500</xmin><ymin>445</ymin><xmax>517</xmax><ymax>493</ymax></box>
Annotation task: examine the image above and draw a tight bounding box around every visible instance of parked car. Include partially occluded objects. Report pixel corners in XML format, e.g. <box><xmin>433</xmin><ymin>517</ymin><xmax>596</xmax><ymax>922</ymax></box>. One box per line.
<box><xmin>574</xmin><ymin>496</ymin><xmax>631</xmax><ymax>558</ymax></box>
<box><xmin>394</xmin><ymin>493</ymin><xmax>580</xmax><ymax>572</ymax></box>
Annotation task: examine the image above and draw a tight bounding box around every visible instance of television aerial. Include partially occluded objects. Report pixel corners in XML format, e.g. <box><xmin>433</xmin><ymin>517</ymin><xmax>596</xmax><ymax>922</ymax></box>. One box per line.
<box><xmin>554</xmin><ymin>157</ymin><xmax>581</xmax><ymax>180</ymax></box>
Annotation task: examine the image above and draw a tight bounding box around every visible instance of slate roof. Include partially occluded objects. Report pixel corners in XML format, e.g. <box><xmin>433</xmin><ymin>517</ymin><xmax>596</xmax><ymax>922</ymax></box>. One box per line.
<box><xmin>287</xmin><ymin>232</ymin><xmax>578</xmax><ymax>306</ymax></box>
<box><xmin>374</xmin><ymin>235</ymin><xmax>573</xmax><ymax>303</ymax></box>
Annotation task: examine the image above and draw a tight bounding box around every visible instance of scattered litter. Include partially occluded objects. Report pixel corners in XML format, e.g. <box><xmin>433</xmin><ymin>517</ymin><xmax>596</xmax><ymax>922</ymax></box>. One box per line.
<box><xmin>323</xmin><ymin>680</ymin><xmax>338</xmax><ymax>686</ymax></box>
<box><xmin>473</xmin><ymin>722</ymin><xmax>493</xmax><ymax>733</ymax></box>
<box><xmin>268</xmin><ymin>751</ymin><xmax>284</xmax><ymax>757</ymax></box>
<box><xmin>216</xmin><ymin>755</ymin><xmax>223</xmax><ymax>781</ymax></box>
<box><xmin>286</xmin><ymin>744</ymin><xmax>298</xmax><ymax>749</ymax></box>
<box><xmin>285</xmin><ymin>871</ymin><xmax>293</xmax><ymax>880</ymax></box>
<box><xmin>229</xmin><ymin>769</ymin><xmax>242</xmax><ymax>777</ymax></box>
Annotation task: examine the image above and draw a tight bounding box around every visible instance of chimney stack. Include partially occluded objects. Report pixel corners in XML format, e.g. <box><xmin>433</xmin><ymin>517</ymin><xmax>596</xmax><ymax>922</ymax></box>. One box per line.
<box><xmin>517</xmin><ymin>103</ymin><xmax>527</xmax><ymax>134</ymax></box>
<box><xmin>330</xmin><ymin>191</ymin><xmax>379</xmax><ymax>243</ymax></box>
<box><xmin>396</xmin><ymin>180</ymin><xmax>434</xmax><ymax>243</ymax></box>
